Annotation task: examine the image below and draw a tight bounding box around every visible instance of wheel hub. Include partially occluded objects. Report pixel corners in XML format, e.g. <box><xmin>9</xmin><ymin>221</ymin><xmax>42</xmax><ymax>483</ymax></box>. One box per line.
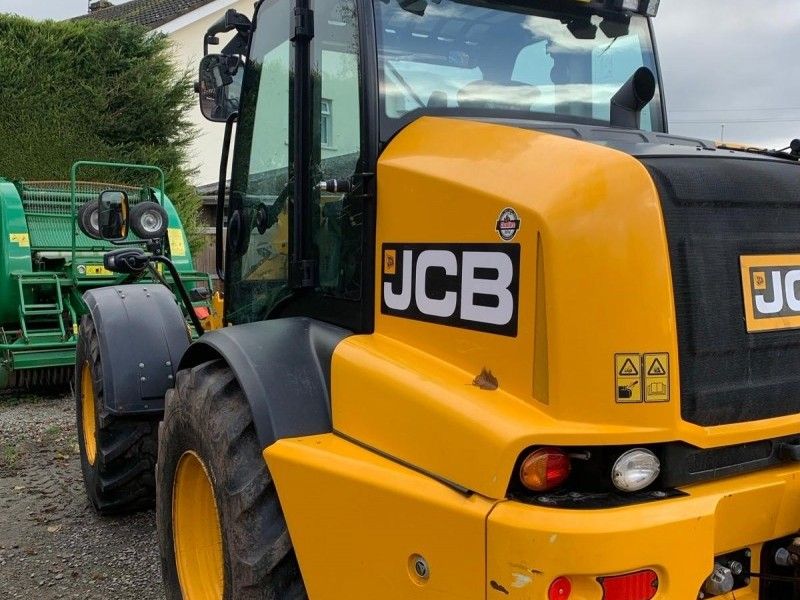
<box><xmin>173</xmin><ymin>450</ymin><xmax>224</xmax><ymax>599</ymax></box>
<box><xmin>81</xmin><ymin>361</ymin><xmax>97</xmax><ymax>466</ymax></box>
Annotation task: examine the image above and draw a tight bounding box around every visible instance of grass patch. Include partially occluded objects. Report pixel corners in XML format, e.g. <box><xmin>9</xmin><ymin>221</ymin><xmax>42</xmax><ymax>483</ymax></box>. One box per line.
<box><xmin>0</xmin><ymin>443</ymin><xmax>19</xmax><ymax>468</ymax></box>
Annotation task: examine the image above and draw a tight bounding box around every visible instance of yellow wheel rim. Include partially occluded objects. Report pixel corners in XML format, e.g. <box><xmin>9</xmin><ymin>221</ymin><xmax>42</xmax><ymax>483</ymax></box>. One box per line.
<box><xmin>173</xmin><ymin>450</ymin><xmax>224</xmax><ymax>600</ymax></box>
<box><xmin>81</xmin><ymin>361</ymin><xmax>97</xmax><ymax>466</ymax></box>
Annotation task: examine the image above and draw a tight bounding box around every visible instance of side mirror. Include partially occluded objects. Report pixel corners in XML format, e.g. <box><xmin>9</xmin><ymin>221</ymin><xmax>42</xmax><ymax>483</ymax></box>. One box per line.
<box><xmin>98</xmin><ymin>190</ymin><xmax>130</xmax><ymax>240</ymax></box>
<box><xmin>197</xmin><ymin>54</ymin><xmax>243</xmax><ymax>122</ymax></box>
<box><xmin>78</xmin><ymin>190</ymin><xmax>129</xmax><ymax>241</ymax></box>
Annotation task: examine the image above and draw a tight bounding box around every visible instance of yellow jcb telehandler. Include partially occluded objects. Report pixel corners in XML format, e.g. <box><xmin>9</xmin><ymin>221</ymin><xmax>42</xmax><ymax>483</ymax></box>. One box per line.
<box><xmin>75</xmin><ymin>0</ymin><xmax>800</xmax><ymax>597</ymax></box>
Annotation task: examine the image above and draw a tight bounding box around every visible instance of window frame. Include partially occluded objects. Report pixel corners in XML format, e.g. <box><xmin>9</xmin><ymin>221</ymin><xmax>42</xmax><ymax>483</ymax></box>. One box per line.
<box><xmin>224</xmin><ymin>0</ymin><xmax>380</xmax><ymax>333</ymax></box>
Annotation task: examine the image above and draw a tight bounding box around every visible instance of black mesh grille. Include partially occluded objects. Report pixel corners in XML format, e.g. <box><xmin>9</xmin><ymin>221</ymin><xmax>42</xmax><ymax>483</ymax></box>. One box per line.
<box><xmin>642</xmin><ymin>156</ymin><xmax>800</xmax><ymax>426</ymax></box>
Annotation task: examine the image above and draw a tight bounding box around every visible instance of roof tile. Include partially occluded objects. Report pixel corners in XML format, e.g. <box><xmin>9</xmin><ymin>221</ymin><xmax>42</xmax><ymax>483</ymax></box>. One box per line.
<box><xmin>77</xmin><ymin>0</ymin><xmax>216</xmax><ymax>30</ymax></box>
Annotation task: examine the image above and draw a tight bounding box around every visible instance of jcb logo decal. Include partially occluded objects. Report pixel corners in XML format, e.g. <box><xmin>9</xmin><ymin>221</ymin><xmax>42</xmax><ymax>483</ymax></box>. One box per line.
<box><xmin>381</xmin><ymin>243</ymin><xmax>520</xmax><ymax>336</ymax></box>
<box><xmin>741</xmin><ymin>255</ymin><xmax>800</xmax><ymax>332</ymax></box>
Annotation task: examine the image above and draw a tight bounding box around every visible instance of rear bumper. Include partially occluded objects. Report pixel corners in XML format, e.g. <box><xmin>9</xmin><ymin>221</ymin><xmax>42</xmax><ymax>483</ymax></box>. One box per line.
<box><xmin>487</xmin><ymin>463</ymin><xmax>800</xmax><ymax>598</ymax></box>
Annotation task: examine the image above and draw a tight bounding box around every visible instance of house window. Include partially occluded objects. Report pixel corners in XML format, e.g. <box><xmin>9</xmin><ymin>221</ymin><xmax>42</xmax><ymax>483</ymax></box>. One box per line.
<box><xmin>321</xmin><ymin>98</ymin><xmax>332</xmax><ymax>147</ymax></box>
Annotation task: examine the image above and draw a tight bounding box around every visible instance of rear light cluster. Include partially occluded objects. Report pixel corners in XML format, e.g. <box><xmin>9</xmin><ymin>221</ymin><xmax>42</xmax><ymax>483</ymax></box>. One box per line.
<box><xmin>611</xmin><ymin>449</ymin><xmax>660</xmax><ymax>492</ymax></box>
<box><xmin>600</xmin><ymin>570</ymin><xmax>659</xmax><ymax>600</ymax></box>
<box><xmin>547</xmin><ymin>570</ymin><xmax>658</xmax><ymax>600</ymax></box>
<box><xmin>516</xmin><ymin>446</ymin><xmax>661</xmax><ymax>494</ymax></box>
<box><xmin>520</xmin><ymin>447</ymin><xmax>571</xmax><ymax>492</ymax></box>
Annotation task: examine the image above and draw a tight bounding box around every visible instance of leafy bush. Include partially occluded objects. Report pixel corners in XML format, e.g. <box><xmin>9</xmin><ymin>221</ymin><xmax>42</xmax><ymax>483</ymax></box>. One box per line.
<box><xmin>0</xmin><ymin>14</ymin><xmax>202</xmax><ymax>250</ymax></box>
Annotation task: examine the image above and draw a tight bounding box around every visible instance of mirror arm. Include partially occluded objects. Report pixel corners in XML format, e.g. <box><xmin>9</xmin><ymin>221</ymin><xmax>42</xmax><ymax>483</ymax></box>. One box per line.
<box><xmin>221</xmin><ymin>31</ymin><xmax>250</xmax><ymax>57</ymax></box>
<box><xmin>216</xmin><ymin>111</ymin><xmax>238</xmax><ymax>282</ymax></box>
<box><xmin>151</xmin><ymin>256</ymin><xmax>205</xmax><ymax>336</ymax></box>
<box><xmin>204</xmin><ymin>9</ymin><xmax>252</xmax><ymax>55</ymax></box>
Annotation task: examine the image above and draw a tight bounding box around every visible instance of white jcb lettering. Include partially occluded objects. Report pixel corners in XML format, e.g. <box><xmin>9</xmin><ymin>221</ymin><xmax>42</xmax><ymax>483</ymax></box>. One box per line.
<box><xmin>383</xmin><ymin>250</ymin><xmax>413</xmax><ymax>310</ymax></box>
<box><xmin>785</xmin><ymin>271</ymin><xmax>800</xmax><ymax>312</ymax></box>
<box><xmin>755</xmin><ymin>270</ymin><xmax>785</xmax><ymax>315</ymax></box>
<box><xmin>415</xmin><ymin>250</ymin><xmax>458</xmax><ymax>317</ymax></box>
<box><xmin>381</xmin><ymin>244</ymin><xmax>519</xmax><ymax>335</ymax></box>
<box><xmin>460</xmin><ymin>252</ymin><xmax>514</xmax><ymax>326</ymax></box>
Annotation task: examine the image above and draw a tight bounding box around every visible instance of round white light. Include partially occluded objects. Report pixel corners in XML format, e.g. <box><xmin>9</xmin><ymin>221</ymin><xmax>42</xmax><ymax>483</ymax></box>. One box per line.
<box><xmin>139</xmin><ymin>209</ymin><xmax>164</xmax><ymax>234</ymax></box>
<box><xmin>611</xmin><ymin>448</ymin><xmax>660</xmax><ymax>492</ymax></box>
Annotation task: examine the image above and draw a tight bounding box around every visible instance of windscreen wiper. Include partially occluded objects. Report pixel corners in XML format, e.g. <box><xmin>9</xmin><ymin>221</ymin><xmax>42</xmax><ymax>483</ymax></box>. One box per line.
<box><xmin>385</xmin><ymin>61</ymin><xmax>425</xmax><ymax>109</ymax></box>
<box><xmin>718</xmin><ymin>139</ymin><xmax>800</xmax><ymax>162</ymax></box>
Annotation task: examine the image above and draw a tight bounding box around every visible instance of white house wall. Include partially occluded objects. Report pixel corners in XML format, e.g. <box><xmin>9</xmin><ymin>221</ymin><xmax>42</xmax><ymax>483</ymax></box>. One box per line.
<box><xmin>158</xmin><ymin>0</ymin><xmax>251</xmax><ymax>187</ymax></box>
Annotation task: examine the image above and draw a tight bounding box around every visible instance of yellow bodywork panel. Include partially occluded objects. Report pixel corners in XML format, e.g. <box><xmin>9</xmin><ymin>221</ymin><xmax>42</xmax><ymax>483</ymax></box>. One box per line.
<box><xmin>265</xmin><ymin>434</ymin><xmax>494</xmax><ymax>600</ymax></box>
<box><xmin>486</xmin><ymin>463</ymin><xmax>800</xmax><ymax>598</ymax></box>
<box><xmin>261</xmin><ymin>117</ymin><xmax>800</xmax><ymax>597</ymax></box>
<box><xmin>329</xmin><ymin>117</ymin><xmax>800</xmax><ymax>500</ymax></box>
<box><xmin>200</xmin><ymin>291</ymin><xmax>225</xmax><ymax>331</ymax></box>
<box><xmin>266</xmin><ymin>436</ymin><xmax>800</xmax><ymax>599</ymax></box>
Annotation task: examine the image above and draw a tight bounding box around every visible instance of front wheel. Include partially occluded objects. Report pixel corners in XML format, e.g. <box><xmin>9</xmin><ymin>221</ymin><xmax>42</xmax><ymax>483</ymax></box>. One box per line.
<box><xmin>157</xmin><ymin>359</ymin><xmax>307</xmax><ymax>600</ymax></box>
<box><xmin>75</xmin><ymin>315</ymin><xmax>157</xmax><ymax>514</ymax></box>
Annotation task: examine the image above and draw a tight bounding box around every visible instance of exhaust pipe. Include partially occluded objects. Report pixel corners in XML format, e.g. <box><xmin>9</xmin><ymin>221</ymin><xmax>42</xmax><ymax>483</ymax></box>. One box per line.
<box><xmin>610</xmin><ymin>66</ymin><xmax>656</xmax><ymax>130</ymax></box>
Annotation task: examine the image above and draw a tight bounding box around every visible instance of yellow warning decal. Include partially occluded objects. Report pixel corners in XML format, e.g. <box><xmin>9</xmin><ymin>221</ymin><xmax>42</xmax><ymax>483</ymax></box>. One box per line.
<box><xmin>85</xmin><ymin>265</ymin><xmax>113</xmax><ymax>277</ymax></box>
<box><xmin>643</xmin><ymin>353</ymin><xmax>670</xmax><ymax>403</ymax></box>
<box><xmin>615</xmin><ymin>353</ymin><xmax>642</xmax><ymax>403</ymax></box>
<box><xmin>383</xmin><ymin>249</ymin><xmax>396</xmax><ymax>275</ymax></box>
<box><xmin>167</xmin><ymin>228</ymin><xmax>186</xmax><ymax>256</ymax></box>
<box><xmin>9</xmin><ymin>233</ymin><xmax>29</xmax><ymax>247</ymax></box>
<box><xmin>73</xmin><ymin>324</ymin><xmax>79</xmax><ymax>336</ymax></box>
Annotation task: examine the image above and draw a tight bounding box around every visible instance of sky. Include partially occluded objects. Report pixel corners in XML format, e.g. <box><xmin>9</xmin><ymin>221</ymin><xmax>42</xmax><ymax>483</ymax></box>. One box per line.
<box><xmin>1</xmin><ymin>0</ymin><xmax>798</xmax><ymax>149</ymax></box>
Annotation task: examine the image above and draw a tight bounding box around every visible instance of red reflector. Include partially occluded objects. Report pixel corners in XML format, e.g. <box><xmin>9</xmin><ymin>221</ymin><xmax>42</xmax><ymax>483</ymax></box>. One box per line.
<box><xmin>598</xmin><ymin>569</ymin><xmax>658</xmax><ymax>600</ymax></box>
<box><xmin>548</xmin><ymin>576</ymin><xmax>571</xmax><ymax>600</ymax></box>
<box><xmin>194</xmin><ymin>306</ymin><xmax>210</xmax><ymax>319</ymax></box>
<box><xmin>520</xmin><ymin>447</ymin><xmax>571</xmax><ymax>491</ymax></box>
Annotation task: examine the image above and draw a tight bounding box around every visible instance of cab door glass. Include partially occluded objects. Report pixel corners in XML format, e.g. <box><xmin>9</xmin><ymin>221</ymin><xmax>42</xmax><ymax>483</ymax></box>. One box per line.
<box><xmin>311</xmin><ymin>0</ymin><xmax>363</xmax><ymax>299</ymax></box>
<box><xmin>226</xmin><ymin>0</ymin><xmax>293</xmax><ymax>324</ymax></box>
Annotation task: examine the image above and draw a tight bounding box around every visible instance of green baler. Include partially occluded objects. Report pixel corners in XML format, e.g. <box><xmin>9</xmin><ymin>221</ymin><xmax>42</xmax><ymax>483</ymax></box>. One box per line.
<box><xmin>0</xmin><ymin>161</ymin><xmax>209</xmax><ymax>388</ymax></box>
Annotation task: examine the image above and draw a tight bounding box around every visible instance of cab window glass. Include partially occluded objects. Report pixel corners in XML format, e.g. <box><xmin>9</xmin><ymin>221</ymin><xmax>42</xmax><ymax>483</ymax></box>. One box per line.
<box><xmin>226</xmin><ymin>0</ymin><xmax>292</xmax><ymax>324</ymax></box>
<box><xmin>311</xmin><ymin>0</ymin><xmax>363</xmax><ymax>299</ymax></box>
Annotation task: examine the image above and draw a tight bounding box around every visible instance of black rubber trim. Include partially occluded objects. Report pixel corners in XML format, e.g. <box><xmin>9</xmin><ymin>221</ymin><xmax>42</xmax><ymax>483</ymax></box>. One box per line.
<box><xmin>660</xmin><ymin>435</ymin><xmax>800</xmax><ymax>488</ymax></box>
<box><xmin>83</xmin><ymin>284</ymin><xmax>190</xmax><ymax>416</ymax></box>
<box><xmin>179</xmin><ymin>317</ymin><xmax>350</xmax><ymax>448</ymax></box>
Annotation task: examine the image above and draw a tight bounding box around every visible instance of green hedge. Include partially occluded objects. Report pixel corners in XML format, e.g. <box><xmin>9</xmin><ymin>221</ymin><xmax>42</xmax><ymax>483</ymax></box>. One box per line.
<box><xmin>0</xmin><ymin>14</ymin><xmax>202</xmax><ymax>251</ymax></box>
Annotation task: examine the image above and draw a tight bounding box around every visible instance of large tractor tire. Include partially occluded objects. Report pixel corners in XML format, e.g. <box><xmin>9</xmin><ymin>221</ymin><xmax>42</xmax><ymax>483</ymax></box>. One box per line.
<box><xmin>157</xmin><ymin>359</ymin><xmax>307</xmax><ymax>600</ymax></box>
<box><xmin>75</xmin><ymin>315</ymin><xmax>158</xmax><ymax>514</ymax></box>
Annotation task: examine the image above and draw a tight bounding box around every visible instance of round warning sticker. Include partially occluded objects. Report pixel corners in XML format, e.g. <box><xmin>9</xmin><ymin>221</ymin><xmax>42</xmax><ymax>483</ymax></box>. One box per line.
<box><xmin>496</xmin><ymin>207</ymin><xmax>521</xmax><ymax>241</ymax></box>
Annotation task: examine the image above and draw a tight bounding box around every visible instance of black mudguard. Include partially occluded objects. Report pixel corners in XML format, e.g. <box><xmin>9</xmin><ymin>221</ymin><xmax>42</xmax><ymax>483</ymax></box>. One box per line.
<box><xmin>179</xmin><ymin>317</ymin><xmax>350</xmax><ymax>448</ymax></box>
<box><xmin>83</xmin><ymin>284</ymin><xmax>190</xmax><ymax>416</ymax></box>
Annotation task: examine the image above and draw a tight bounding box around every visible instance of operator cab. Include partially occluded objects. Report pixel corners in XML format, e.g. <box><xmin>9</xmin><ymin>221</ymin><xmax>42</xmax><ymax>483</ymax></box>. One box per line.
<box><xmin>197</xmin><ymin>0</ymin><xmax>664</xmax><ymax>333</ymax></box>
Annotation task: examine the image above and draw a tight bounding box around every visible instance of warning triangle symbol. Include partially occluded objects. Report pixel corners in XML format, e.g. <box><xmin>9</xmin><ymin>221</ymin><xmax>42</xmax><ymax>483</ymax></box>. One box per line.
<box><xmin>619</xmin><ymin>358</ymin><xmax>639</xmax><ymax>377</ymax></box>
<box><xmin>647</xmin><ymin>358</ymin><xmax>666</xmax><ymax>376</ymax></box>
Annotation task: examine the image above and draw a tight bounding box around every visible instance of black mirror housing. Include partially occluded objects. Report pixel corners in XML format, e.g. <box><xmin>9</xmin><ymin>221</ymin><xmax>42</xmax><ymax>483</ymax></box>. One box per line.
<box><xmin>97</xmin><ymin>189</ymin><xmax>130</xmax><ymax>241</ymax></box>
<box><xmin>103</xmin><ymin>248</ymin><xmax>149</xmax><ymax>274</ymax></box>
<box><xmin>198</xmin><ymin>54</ymin><xmax>243</xmax><ymax>122</ymax></box>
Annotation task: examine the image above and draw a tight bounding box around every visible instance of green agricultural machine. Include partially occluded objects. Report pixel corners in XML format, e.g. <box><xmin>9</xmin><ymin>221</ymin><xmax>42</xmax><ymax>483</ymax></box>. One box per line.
<box><xmin>0</xmin><ymin>161</ymin><xmax>212</xmax><ymax>388</ymax></box>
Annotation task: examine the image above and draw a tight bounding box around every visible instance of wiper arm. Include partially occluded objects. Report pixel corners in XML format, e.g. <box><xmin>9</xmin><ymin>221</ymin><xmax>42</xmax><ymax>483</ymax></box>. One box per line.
<box><xmin>718</xmin><ymin>141</ymin><xmax>800</xmax><ymax>163</ymax></box>
<box><xmin>385</xmin><ymin>61</ymin><xmax>425</xmax><ymax>109</ymax></box>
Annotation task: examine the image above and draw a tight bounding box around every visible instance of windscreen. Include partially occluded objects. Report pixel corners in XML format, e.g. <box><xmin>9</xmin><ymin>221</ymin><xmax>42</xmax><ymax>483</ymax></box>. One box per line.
<box><xmin>374</xmin><ymin>0</ymin><xmax>663</xmax><ymax>137</ymax></box>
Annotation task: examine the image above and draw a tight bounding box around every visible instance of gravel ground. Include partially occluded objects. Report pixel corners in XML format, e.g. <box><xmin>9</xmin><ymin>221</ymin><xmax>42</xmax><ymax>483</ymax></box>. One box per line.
<box><xmin>0</xmin><ymin>393</ymin><xmax>162</xmax><ymax>599</ymax></box>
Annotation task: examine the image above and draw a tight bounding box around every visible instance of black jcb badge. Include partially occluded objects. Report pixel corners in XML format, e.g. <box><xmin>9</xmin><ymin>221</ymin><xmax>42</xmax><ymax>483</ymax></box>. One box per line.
<box><xmin>381</xmin><ymin>243</ymin><xmax>520</xmax><ymax>336</ymax></box>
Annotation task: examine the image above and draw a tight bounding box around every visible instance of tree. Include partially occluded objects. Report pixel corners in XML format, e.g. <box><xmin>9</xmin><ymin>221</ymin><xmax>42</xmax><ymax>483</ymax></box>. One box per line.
<box><xmin>0</xmin><ymin>14</ymin><xmax>202</xmax><ymax>250</ymax></box>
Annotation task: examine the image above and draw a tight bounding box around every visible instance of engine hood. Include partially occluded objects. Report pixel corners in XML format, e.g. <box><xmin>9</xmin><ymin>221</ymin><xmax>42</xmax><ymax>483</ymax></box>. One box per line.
<box><xmin>332</xmin><ymin>116</ymin><xmax>800</xmax><ymax>498</ymax></box>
